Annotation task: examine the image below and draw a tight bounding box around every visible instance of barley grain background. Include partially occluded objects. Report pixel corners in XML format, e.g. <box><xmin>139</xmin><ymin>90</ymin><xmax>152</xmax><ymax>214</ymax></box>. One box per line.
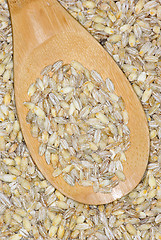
<box><xmin>0</xmin><ymin>0</ymin><xmax>161</xmax><ymax>239</ymax></box>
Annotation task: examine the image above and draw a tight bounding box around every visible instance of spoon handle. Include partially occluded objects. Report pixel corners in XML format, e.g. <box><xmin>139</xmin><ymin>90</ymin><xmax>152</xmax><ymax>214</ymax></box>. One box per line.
<box><xmin>8</xmin><ymin>0</ymin><xmax>56</xmax><ymax>10</ymax></box>
<box><xmin>7</xmin><ymin>0</ymin><xmax>33</xmax><ymax>10</ymax></box>
<box><xmin>7</xmin><ymin>0</ymin><xmax>78</xmax><ymax>61</ymax></box>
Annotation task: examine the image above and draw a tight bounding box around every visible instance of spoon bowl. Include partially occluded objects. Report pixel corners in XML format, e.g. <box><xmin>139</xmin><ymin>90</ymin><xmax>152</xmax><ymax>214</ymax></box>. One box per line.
<box><xmin>8</xmin><ymin>0</ymin><xmax>149</xmax><ymax>205</ymax></box>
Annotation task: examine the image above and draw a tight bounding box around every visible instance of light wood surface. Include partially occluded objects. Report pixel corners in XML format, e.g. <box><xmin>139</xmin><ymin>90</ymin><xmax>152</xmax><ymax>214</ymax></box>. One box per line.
<box><xmin>8</xmin><ymin>0</ymin><xmax>150</xmax><ymax>205</ymax></box>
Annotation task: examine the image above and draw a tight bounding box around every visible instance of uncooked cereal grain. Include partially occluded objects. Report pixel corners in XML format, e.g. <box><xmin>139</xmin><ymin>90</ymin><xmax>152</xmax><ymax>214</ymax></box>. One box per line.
<box><xmin>25</xmin><ymin>60</ymin><xmax>130</xmax><ymax>192</ymax></box>
<box><xmin>1</xmin><ymin>0</ymin><xmax>161</xmax><ymax>239</ymax></box>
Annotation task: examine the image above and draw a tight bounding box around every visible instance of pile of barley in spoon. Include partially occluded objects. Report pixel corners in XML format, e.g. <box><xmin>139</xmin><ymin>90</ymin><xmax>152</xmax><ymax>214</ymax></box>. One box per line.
<box><xmin>24</xmin><ymin>60</ymin><xmax>130</xmax><ymax>192</ymax></box>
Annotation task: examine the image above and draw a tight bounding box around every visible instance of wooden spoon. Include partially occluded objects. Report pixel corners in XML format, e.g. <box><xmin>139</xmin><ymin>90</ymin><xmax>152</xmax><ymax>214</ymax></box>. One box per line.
<box><xmin>8</xmin><ymin>0</ymin><xmax>149</xmax><ymax>205</ymax></box>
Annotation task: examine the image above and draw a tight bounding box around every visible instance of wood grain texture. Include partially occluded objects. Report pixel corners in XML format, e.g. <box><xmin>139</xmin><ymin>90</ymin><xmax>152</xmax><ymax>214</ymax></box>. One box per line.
<box><xmin>8</xmin><ymin>0</ymin><xmax>150</xmax><ymax>205</ymax></box>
